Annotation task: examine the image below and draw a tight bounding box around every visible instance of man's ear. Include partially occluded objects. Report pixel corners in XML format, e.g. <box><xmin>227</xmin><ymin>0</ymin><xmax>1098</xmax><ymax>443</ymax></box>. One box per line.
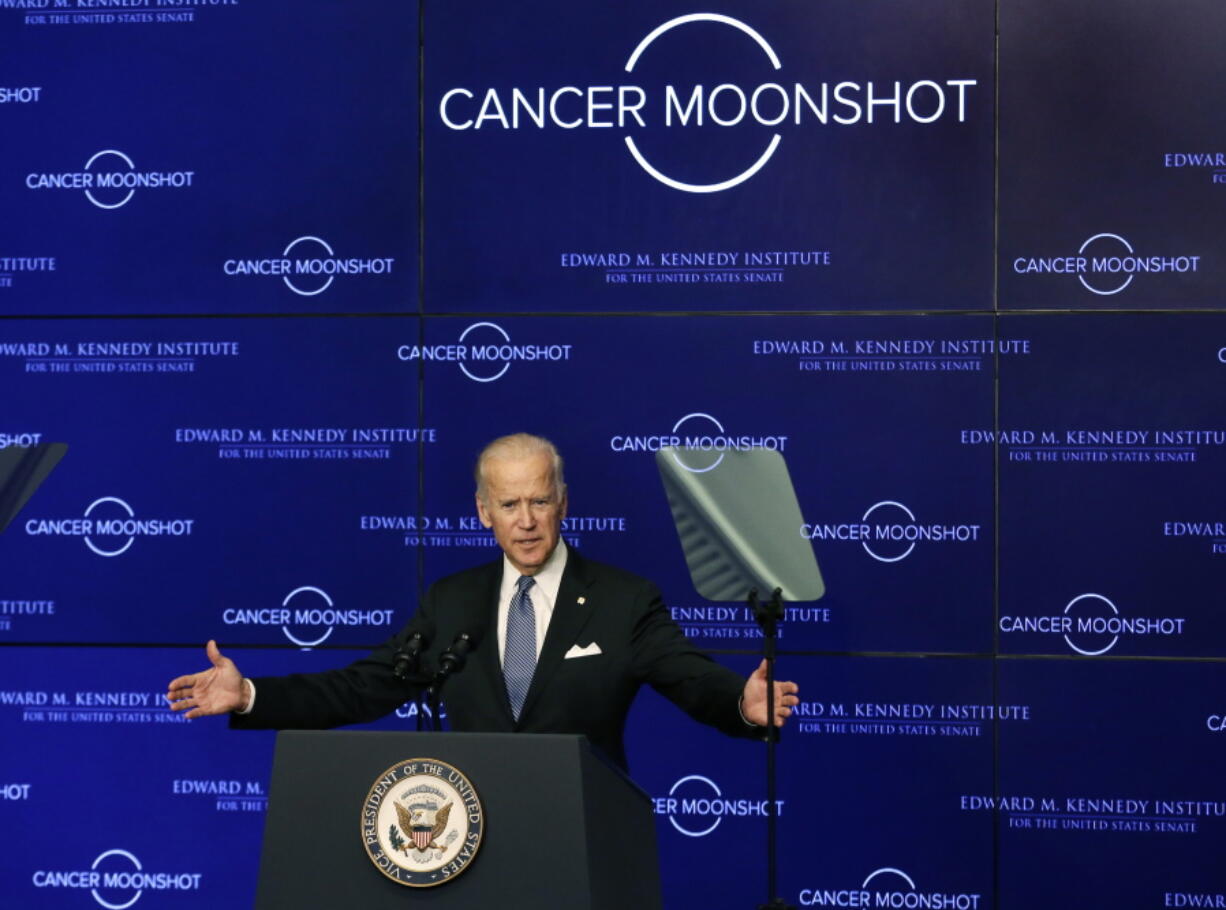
<box><xmin>475</xmin><ymin>493</ymin><xmax>493</xmax><ymax>528</ymax></box>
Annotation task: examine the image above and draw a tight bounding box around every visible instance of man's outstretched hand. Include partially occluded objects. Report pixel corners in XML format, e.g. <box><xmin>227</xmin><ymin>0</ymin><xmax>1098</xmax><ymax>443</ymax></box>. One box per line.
<box><xmin>166</xmin><ymin>640</ymin><xmax>246</xmax><ymax>718</ymax></box>
<box><xmin>741</xmin><ymin>659</ymin><xmax>800</xmax><ymax>727</ymax></box>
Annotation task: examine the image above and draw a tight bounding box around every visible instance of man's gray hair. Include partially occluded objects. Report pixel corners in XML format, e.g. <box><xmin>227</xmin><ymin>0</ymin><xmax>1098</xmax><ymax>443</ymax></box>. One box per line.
<box><xmin>474</xmin><ymin>433</ymin><xmax>566</xmax><ymax>503</ymax></box>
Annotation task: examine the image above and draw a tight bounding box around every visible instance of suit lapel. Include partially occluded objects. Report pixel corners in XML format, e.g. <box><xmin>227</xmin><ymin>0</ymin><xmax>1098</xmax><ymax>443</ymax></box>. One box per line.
<box><xmin>469</xmin><ymin>561</ymin><xmax>513</xmax><ymax>721</ymax></box>
<box><xmin>518</xmin><ymin>550</ymin><xmax>597</xmax><ymax>722</ymax></box>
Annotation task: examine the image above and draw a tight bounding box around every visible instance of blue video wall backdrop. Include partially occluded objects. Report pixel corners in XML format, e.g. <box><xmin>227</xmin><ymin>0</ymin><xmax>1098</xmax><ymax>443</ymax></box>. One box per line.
<box><xmin>2</xmin><ymin>1</ymin><xmax>1223</xmax><ymax>908</ymax></box>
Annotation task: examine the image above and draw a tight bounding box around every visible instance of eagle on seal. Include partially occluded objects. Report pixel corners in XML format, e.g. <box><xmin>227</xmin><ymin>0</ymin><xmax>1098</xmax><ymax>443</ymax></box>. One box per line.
<box><xmin>394</xmin><ymin>800</ymin><xmax>452</xmax><ymax>854</ymax></box>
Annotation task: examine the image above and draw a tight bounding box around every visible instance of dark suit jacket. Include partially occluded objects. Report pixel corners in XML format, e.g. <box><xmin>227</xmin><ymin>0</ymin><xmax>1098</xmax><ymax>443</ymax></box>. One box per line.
<box><xmin>233</xmin><ymin>550</ymin><xmax>761</xmax><ymax>769</ymax></box>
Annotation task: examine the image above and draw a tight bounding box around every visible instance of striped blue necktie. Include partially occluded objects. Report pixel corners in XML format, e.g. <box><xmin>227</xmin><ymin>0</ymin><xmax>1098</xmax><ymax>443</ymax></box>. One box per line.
<box><xmin>504</xmin><ymin>574</ymin><xmax>536</xmax><ymax>721</ymax></box>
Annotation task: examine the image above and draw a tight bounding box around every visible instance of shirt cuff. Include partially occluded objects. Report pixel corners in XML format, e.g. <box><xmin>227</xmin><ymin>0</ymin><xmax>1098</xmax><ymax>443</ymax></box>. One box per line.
<box><xmin>235</xmin><ymin>678</ymin><xmax>256</xmax><ymax>715</ymax></box>
<box><xmin>737</xmin><ymin>694</ymin><xmax>755</xmax><ymax>727</ymax></box>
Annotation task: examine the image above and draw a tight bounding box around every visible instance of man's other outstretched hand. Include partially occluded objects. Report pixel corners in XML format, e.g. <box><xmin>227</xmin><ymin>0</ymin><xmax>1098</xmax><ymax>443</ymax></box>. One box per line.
<box><xmin>741</xmin><ymin>659</ymin><xmax>800</xmax><ymax>728</ymax></box>
<box><xmin>166</xmin><ymin>640</ymin><xmax>246</xmax><ymax>718</ymax></box>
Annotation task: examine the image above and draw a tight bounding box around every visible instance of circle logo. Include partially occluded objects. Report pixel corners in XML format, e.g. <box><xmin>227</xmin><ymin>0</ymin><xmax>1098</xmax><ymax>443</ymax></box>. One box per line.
<box><xmin>90</xmin><ymin>850</ymin><xmax>144</xmax><ymax>910</ymax></box>
<box><xmin>1077</xmin><ymin>233</ymin><xmax>1135</xmax><ymax>296</ymax></box>
<box><xmin>281</xmin><ymin>585</ymin><xmax>335</xmax><ymax>648</ymax></box>
<box><xmin>281</xmin><ymin>236</ymin><xmax>335</xmax><ymax>296</ymax></box>
<box><xmin>457</xmin><ymin>321</ymin><xmax>512</xmax><ymax>382</ymax></box>
<box><xmin>623</xmin><ymin>14</ymin><xmax>782</xmax><ymax>193</ymax></box>
<box><xmin>665</xmin><ymin>774</ymin><xmax>724</xmax><ymax>837</ymax></box>
<box><xmin>860</xmin><ymin>501</ymin><xmax>918</xmax><ymax>563</ymax></box>
<box><xmin>84</xmin><ymin>497</ymin><xmax>136</xmax><ymax>557</ymax></box>
<box><xmin>669</xmin><ymin>412</ymin><xmax>728</xmax><ymax>473</ymax></box>
<box><xmin>863</xmin><ymin>867</ymin><xmax>917</xmax><ymax>893</ymax></box>
<box><xmin>83</xmin><ymin>150</ymin><xmax>137</xmax><ymax>210</ymax></box>
<box><xmin>1063</xmin><ymin>592</ymin><xmax>1120</xmax><ymax>656</ymax></box>
<box><xmin>361</xmin><ymin>758</ymin><xmax>484</xmax><ymax>888</ymax></box>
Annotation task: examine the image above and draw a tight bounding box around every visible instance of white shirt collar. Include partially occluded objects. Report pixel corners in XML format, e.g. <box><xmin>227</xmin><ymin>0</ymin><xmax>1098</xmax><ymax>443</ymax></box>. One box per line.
<box><xmin>499</xmin><ymin>538</ymin><xmax>567</xmax><ymax>605</ymax></box>
<box><xmin>497</xmin><ymin>540</ymin><xmax>568</xmax><ymax>663</ymax></box>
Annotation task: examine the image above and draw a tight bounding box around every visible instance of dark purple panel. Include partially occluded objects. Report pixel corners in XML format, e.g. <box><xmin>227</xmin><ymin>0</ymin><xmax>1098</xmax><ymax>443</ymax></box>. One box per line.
<box><xmin>998</xmin><ymin>314</ymin><xmax>1226</xmax><ymax>658</ymax></box>
<box><xmin>996</xmin><ymin>658</ymin><xmax>1226</xmax><ymax>908</ymax></box>
<box><xmin>0</xmin><ymin>646</ymin><xmax>414</xmax><ymax>909</ymax></box>
<box><xmin>627</xmin><ymin>655</ymin><xmax>996</xmax><ymax>910</ymax></box>
<box><xmin>0</xmin><ymin>317</ymin><xmax>422</xmax><ymax>646</ymax></box>
<box><xmin>999</xmin><ymin>0</ymin><xmax>1226</xmax><ymax>310</ymax></box>
<box><xmin>424</xmin><ymin>0</ymin><xmax>993</xmax><ymax>312</ymax></box>
<box><xmin>0</xmin><ymin>1</ymin><xmax>416</xmax><ymax>315</ymax></box>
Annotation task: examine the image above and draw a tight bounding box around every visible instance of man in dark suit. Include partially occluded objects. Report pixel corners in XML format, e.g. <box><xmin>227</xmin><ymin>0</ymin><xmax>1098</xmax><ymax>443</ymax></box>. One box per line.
<box><xmin>167</xmin><ymin>433</ymin><xmax>799</xmax><ymax>769</ymax></box>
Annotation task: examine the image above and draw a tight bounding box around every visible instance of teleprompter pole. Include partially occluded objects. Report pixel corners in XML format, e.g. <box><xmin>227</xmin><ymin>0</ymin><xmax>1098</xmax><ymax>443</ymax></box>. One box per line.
<box><xmin>750</xmin><ymin>587</ymin><xmax>794</xmax><ymax>910</ymax></box>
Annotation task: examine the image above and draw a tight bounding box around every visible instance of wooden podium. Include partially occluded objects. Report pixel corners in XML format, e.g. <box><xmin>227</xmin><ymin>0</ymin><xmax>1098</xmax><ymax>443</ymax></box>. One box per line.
<box><xmin>256</xmin><ymin>731</ymin><xmax>663</xmax><ymax>909</ymax></box>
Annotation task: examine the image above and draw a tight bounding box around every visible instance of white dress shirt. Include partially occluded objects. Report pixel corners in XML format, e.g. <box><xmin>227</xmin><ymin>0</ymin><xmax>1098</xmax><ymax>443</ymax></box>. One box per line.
<box><xmin>496</xmin><ymin>539</ymin><xmax>568</xmax><ymax>666</ymax></box>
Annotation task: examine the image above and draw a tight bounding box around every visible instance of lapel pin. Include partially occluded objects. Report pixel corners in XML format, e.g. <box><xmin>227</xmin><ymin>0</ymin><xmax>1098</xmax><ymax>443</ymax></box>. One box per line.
<box><xmin>577</xmin><ymin>596</ymin><xmax>586</xmax><ymax>605</ymax></box>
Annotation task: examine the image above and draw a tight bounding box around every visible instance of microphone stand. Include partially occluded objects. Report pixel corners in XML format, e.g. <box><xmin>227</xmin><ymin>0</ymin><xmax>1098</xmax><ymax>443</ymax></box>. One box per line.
<box><xmin>391</xmin><ymin>632</ymin><xmax>431</xmax><ymax>732</ymax></box>
<box><xmin>424</xmin><ymin>632</ymin><xmax>478</xmax><ymax>733</ymax></box>
<box><xmin>750</xmin><ymin>587</ymin><xmax>793</xmax><ymax>910</ymax></box>
<box><xmin>425</xmin><ymin>681</ymin><xmax>445</xmax><ymax>732</ymax></box>
<box><xmin>416</xmin><ymin>692</ymin><xmax>431</xmax><ymax>732</ymax></box>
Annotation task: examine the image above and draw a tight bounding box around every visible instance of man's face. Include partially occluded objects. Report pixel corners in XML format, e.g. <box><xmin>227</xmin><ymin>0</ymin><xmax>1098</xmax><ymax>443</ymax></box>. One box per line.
<box><xmin>476</xmin><ymin>451</ymin><xmax>567</xmax><ymax>576</ymax></box>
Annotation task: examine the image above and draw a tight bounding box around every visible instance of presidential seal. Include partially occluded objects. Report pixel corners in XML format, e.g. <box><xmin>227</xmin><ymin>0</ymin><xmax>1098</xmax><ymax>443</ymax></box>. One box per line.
<box><xmin>360</xmin><ymin>758</ymin><xmax>484</xmax><ymax>887</ymax></box>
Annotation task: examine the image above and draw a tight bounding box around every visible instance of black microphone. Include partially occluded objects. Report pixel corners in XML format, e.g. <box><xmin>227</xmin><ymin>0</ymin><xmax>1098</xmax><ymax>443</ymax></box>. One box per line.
<box><xmin>435</xmin><ymin>630</ymin><xmax>480</xmax><ymax>679</ymax></box>
<box><xmin>392</xmin><ymin>630</ymin><xmax>429</xmax><ymax>681</ymax></box>
<box><xmin>425</xmin><ymin>630</ymin><xmax>484</xmax><ymax>729</ymax></box>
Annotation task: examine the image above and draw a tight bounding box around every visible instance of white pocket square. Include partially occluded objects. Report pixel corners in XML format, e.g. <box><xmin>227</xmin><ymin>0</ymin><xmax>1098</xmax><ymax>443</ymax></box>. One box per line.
<box><xmin>564</xmin><ymin>642</ymin><xmax>602</xmax><ymax>659</ymax></box>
